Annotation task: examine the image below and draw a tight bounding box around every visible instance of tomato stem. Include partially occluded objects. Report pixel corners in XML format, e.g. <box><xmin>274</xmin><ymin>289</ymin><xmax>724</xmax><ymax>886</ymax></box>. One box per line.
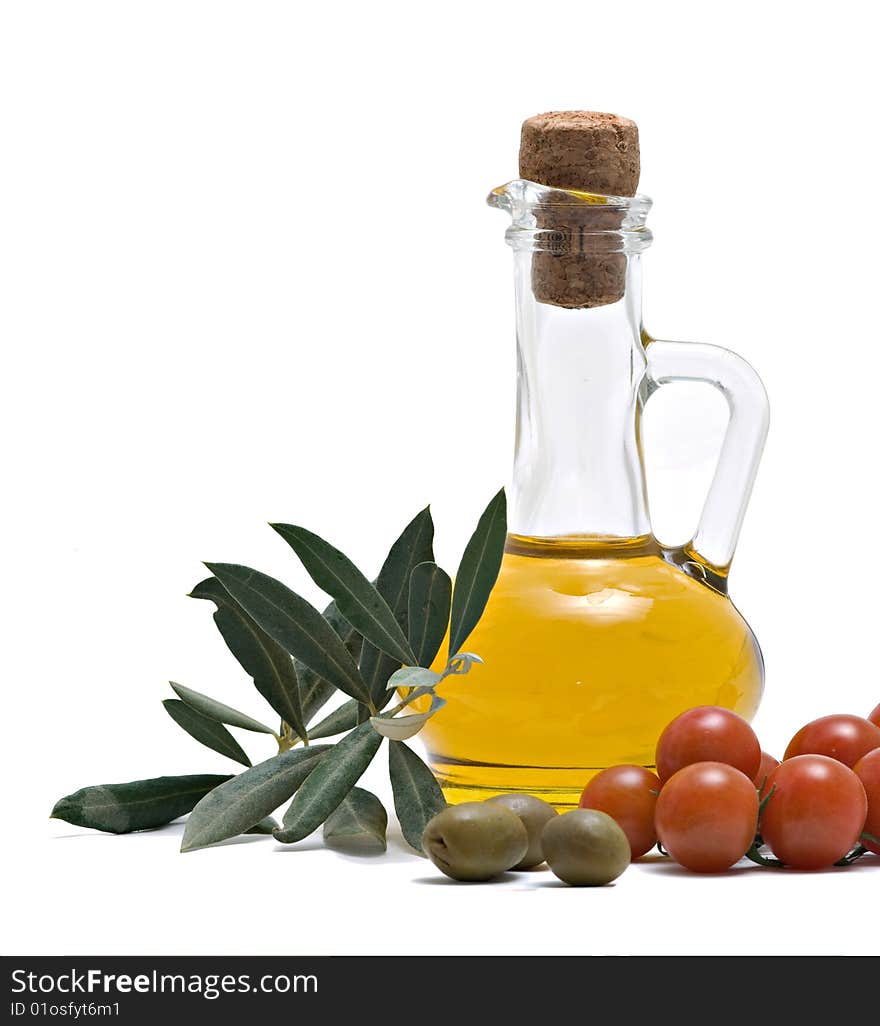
<box><xmin>757</xmin><ymin>783</ymin><xmax>775</xmax><ymax>823</ymax></box>
<box><xmin>832</xmin><ymin>835</ymin><xmax>878</xmax><ymax>866</ymax></box>
<box><xmin>744</xmin><ymin>840</ymin><xmax>785</xmax><ymax>869</ymax></box>
<box><xmin>835</xmin><ymin>844</ymin><xmax>870</xmax><ymax>867</ymax></box>
<box><xmin>741</xmin><ymin>786</ymin><xmax>785</xmax><ymax>868</ymax></box>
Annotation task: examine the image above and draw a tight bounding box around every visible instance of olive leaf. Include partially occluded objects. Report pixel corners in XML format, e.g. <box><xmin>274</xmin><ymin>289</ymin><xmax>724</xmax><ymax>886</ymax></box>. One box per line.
<box><xmin>180</xmin><ymin>745</ymin><xmax>331</xmax><ymax>852</ymax></box>
<box><xmin>245</xmin><ymin>816</ymin><xmax>279</xmax><ymax>835</ymax></box>
<box><xmin>307</xmin><ymin>698</ymin><xmax>361</xmax><ymax>740</ymax></box>
<box><xmin>272</xmin><ymin>524</ymin><xmax>416</xmax><ymax>667</ymax></box>
<box><xmin>323</xmin><ymin>787</ymin><xmax>387</xmax><ymax>853</ymax></box>
<box><xmin>51</xmin><ymin>774</ymin><xmax>232</xmax><ymax>834</ymax></box>
<box><xmin>169</xmin><ymin>682</ymin><xmax>274</xmax><ymax>734</ymax></box>
<box><xmin>448</xmin><ymin>488</ymin><xmax>507</xmax><ymax>657</ymax></box>
<box><xmin>445</xmin><ymin>652</ymin><xmax>484</xmax><ymax>675</ymax></box>
<box><xmin>408</xmin><ymin>561</ymin><xmax>452</xmax><ymax>668</ymax></box>
<box><xmin>360</xmin><ymin>650</ymin><xmax>402</xmax><ymax>716</ymax></box>
<box><xmin>371</xmin><ymin>695</ymin><xmax>447</xmax><ymax>741</ymax></box>
<box><xmin>274</xmin><ymin>722</ymin><xmax>384</xmax><ymax>844</ymax></box>
<box><xmin>359</xmin><ymin>506</ymin><xmax>435</xmax><ymax>708</ymax></box>
<box><xmin>205</xmin><ymin>563</ymin><xmax>372</xmax><ymax>708</ymax></box>
<box><xmin>387</xmin><ymin>666</ymin><xmax>442</xmax><ymax>690</ymax></box>
<box><xmin>299</xmin><ymin>599</ymin><xmax>362</xmax><ymax>727</ymax></box>
<box><xmin>388</xmin><ymin>740</ymin><xmax>446</xmax><ymax>853</ymax></box>
<box><xmin>163</xmin><ymin>699</ymin><xmax>252</xmax><ymax>767</ymax></box>
<box><xmin>189</xmin><ymin>577</ymin><xmax>308</xmax><ymax>741</ymax></box>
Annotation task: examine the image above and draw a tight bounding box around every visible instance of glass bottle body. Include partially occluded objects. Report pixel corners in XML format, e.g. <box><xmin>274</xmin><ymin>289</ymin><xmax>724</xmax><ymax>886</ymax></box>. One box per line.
<box><xmin>421</xmin><ymin>182</ymin><xmax>768</xmax><ymax>807</ymax></box>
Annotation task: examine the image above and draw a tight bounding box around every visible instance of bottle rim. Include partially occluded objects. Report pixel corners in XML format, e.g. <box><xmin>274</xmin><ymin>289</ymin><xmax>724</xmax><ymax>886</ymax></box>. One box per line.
<box><xmin>488</xmin><ymin>179</ymin><xmax>653</xmax><ymax>254</ymax></box>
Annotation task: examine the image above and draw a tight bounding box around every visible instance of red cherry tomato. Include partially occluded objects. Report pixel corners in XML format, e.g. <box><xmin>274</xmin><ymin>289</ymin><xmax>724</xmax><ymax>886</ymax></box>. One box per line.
<box><xmin>783</xmin><ymin>714</ymin><xmax>880</xmax><ymax>768</ymax></box>
<box><xmin>869</xmin><ymin>704</ymin><xmax>880</xmax><ymax>729</ymax></box>
<box><xmin>853</xmin><ymin>748</ymin><xmax>880</xmax><ymax>856</ymax></box>
<box><xmin>655</xmin><ymin>706</ymin><xmax>761</xmax><ymax>783</ymax></box>
<box><xmin>654</xmin><ymin>762</ymin><xmax>759</xmax><ymax>873</ymax></box>
<box><xmin>579</xmin><ymin>765</ymin><xmax>660</xmax><ymax>860</ymax></box>
<box><xmin>760</xmin><ymin>755</ymin><xmax>867</xmax><ymax>869</ymax></box>
<box><xmin>752</xmin><ymin>751</ymin><xmax>780</xmax><ymax>797</ymax></box>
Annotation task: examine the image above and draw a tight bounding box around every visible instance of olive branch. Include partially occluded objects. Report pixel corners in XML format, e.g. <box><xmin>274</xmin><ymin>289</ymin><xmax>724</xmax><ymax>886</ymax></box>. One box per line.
<box><xmin>51</xmin><ymin>491</ymin><xmax>507</xmax><ymax>855</ymax></box>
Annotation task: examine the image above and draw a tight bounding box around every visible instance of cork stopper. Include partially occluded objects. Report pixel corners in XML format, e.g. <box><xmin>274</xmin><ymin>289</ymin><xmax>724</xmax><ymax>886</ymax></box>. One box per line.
<box><xmin>518</xmin><ymin>111</ymin><xmax>640</xmax><ymax>309</ymax></box>
<box><xmin>519</xmin><ymin>111</ymin><xmax>640</xmax><ymax>195</ymax></box>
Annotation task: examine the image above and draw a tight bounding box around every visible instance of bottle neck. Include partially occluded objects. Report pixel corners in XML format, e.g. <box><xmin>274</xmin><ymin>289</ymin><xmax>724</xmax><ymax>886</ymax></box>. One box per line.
<box><xmin>509</xmin><ymin>252</ymin><xmax>651</xmax><ymax>542</ymax></box>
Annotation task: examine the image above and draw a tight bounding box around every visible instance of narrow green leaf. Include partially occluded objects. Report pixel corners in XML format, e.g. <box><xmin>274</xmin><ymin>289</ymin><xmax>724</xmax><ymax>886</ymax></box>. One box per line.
<box><xmin>323</xmin><ymin>787</ymin><xmax>387</xmax><ymax>853</ymax></box>
<box><xmin>360</xmin><ymin>506</ymin><xmax>435</xmax><ymax>707</ymax></box>
<box><xmin>163</xmin><ymin>699</ymin><xmax>252</xmax><ymax>767</ymax></box>
<box><xmin>272</xmin><ymin>524</ymin><xmax>416</xmax><ymax>666</ymax></box>
<box><xmin>205</xmin><ymin>563</ymin><xmax>372</xmax><ymax>707</ymax></box>
<box><xmin>388</xmin><ymin>740</ymin><xmax>447</xmax><ymax>853</ymax></box>
<box><xmin>300</xmin><ymin>599</ymin><xmax>362</xmax><ymax>726</ymax></box>
<box><xmin>274</xmin><ymin>722</ymin><xmax>383</xmax><ymax>844</ymax></box>
<box><xmin>51</xmin><ymin>774</ymin><xmax>231</xmax><ymax>834</ymax></box>
<box><xmin>371</xmin><ymin>695</ymin><xmax>446</xmax><ymax>740</ymax></box>
<box><xmin>306</xmin><ymin>690</ymin><xmax>392</xmax><ymax>740</ymax></box>
<box><xmin>361</xmin><ymin>650</ymin><xmax>402</xmax><ymax>714</ymax></box>
<box><xmin>245</xmin><ymin>815</ymin><xmax>279</xmax><ymax>835</ymax></box>
<box><xmin>298</xmin><ymin>679</ymin><xmax>334</xmax><ymax>728</ymax></box>
<box><xmin>449</xmin><ymin>489</ymin><xmax>507</xmax><ymax>656</ymax></box>
<box><xmin>170</xmin><ymin>682</ymin><xmax>273</xmax><ymax>734</ymax></box>
<box><xmin>181</xmin><ymin>745</ymin><xmax>331</xmax><ymax>852</ymax></box>
<box><xmin>408</xmin><ymin>561</ymin><xmax>452</xmax><ymax>668</ymax></box>
<box><xmin>307</xmin><ymin>698</ymin><xmax>361</xmax><ymax>740</ymax></box>
<box><xmin>190</xmin><ymin>577</ymin><xmax>308</xmax><ymax>740</ymax></box>
<box><xmin>388</xmin><ymin>666</ymin><xmax>442</xmax><ymax>690</ymax></box>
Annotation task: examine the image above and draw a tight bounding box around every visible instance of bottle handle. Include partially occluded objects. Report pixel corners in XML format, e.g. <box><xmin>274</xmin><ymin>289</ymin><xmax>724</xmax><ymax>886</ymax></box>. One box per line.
<box><xmin>644</xmin><ymin>339</ymin><xmax>769</xmax><ymax>586</ymax></box>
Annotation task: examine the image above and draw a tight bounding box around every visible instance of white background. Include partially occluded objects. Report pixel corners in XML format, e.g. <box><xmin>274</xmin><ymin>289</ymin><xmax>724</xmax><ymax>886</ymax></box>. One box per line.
<box><xmin>3</xmin><ymin>0</ymin><xmax>879</xmax><ymax>958</ymax></box>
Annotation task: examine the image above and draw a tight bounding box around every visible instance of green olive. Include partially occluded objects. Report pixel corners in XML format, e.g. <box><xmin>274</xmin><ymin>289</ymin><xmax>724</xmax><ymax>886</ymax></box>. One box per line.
<box><xmin>485</xmin><ymin>793</ymin><xmax>558</xmax><ymax>868</ymax></box>
<box><xmin>422</xmin><ymin>802</ymin><xmax>529</xmax><ymax>882</ymax></box>
<box><xmin>542</xmin><ymin>809</ymin><xmax>631</xmax><ymax>886</ymax></box>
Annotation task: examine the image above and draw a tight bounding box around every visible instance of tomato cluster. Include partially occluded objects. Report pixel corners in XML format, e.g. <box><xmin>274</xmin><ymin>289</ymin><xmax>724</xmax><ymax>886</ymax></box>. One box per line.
<box><xmin>579</xmin><ymin>705</ymin><xmax>880</xmax><ymax>873</ymax></box>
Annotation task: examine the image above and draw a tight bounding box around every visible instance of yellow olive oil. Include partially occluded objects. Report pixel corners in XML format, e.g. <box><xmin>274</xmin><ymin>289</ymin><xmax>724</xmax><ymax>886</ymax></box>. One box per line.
<box><xmin>420</xmin><ymin>535</ymin><xmax>763</xmax><ymax>809</ymax></box>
